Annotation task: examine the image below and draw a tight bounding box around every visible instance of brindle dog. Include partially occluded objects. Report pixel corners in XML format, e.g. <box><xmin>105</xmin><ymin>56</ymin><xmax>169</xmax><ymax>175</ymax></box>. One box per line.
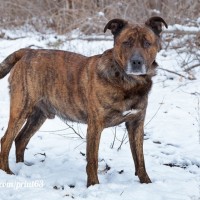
<box><xmin>0</xmin><ymin>17</ymin><xmax>167</xmax><ymax>187</ymax></box>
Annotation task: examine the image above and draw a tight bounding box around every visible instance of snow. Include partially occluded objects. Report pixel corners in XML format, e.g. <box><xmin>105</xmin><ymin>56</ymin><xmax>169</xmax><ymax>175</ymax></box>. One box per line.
<box><xmin>0</xmin><ymin>30</ymin><xmax>200</xmax><ymax>200</ymax></box>
<box><xmin>168</xmin><ymin>24</ymin><xmax>200</xmax><ymax>32</ymax></box>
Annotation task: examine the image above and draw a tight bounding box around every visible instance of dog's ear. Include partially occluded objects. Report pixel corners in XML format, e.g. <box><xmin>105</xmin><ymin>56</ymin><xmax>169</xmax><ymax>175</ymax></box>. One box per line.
<box><xmin>104</xmin><ymin>19</ymin><xmax>128</xmax><ymax>36</ymax></box>
<box><xmin>145</xmin><ymin>16</ymin><xmax>168</xmax><ymax>36</ymax></box>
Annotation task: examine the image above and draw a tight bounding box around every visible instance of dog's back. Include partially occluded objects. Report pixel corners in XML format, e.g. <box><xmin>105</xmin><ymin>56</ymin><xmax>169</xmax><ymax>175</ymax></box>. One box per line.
<box><xmin>9</xmin><ymin>49</ymin><xmax>90</xmax><ymax>123</ymax></box>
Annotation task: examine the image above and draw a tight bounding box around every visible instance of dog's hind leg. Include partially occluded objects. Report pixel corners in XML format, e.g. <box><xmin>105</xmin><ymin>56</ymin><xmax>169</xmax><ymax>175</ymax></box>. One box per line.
<box><xmin>0</xmin><ymin>99</ymin><xmax>31</xmax><ymax>174</ymax></box>
<box><xmin>15</xmin><ymin>108</ymin><xmax>47</xmax><ymax>163</ymax></box>
<box><xmin>126</xmin><ymin>120</ymin><xmax>151</xmax><ymax>184</ymax></box>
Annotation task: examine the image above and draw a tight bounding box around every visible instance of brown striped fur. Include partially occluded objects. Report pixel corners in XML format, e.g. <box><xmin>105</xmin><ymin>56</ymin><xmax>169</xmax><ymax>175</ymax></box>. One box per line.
<box><xmin>0</xmin><ymin>17</ymin><xmax>167</xmax><ymax>187</ymax></box>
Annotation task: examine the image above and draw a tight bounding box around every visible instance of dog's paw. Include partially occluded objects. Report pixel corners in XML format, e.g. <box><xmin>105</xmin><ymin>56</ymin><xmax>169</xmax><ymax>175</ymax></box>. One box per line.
<box><xmin>87</xmin><ymin>179</ymin><xmax>99</xmax><ymax>187</ymax></box>
<box><xmin>139</xmin><ymin>175</ymin><xmax>152</xmax><ymax>184</ymax></box>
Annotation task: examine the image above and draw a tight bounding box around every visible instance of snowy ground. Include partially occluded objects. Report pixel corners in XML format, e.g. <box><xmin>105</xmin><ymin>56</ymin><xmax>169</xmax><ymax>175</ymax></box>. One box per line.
<box><xmin>0</xmin><ymin>29</ymin><xmax>200</xmax><ymax>200</ymax></box>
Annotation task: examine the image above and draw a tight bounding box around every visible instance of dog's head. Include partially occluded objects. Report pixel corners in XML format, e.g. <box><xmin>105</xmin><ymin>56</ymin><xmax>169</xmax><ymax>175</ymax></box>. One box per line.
<box><xmin>104</xmin><ymin>17</ymin><xmax>167</xmax><ymax>76</ymax></box>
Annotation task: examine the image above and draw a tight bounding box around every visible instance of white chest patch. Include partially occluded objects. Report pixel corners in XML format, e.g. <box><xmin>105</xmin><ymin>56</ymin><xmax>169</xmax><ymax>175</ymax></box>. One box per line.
<box><xmin>122</xmin><ymin>109</ymin><xmax>140</xmax><ymax>116</ymax></box>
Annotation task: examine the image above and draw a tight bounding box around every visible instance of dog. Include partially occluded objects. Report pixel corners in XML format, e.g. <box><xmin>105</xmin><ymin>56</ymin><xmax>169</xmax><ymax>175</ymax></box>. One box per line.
<box><xmin>0</xmin><ymin>17</ymin><xmax>167</xmax><ymax>187</ymax></box>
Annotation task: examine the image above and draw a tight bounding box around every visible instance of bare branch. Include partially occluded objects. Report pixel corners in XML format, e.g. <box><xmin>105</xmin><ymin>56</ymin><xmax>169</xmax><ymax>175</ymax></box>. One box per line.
<box><xmin>184</xmin><ymin>64</ymin><xmax>200</xmax><ymax>72</ymax></box>
<box><xmin>65</xmin><ymin>122</ymin><xmax>84</xmax><ymax>139</ymax></box>
<box><xmin>158</xmin><ymin>67</ymin><xmax>188</xmax><ymax>79</ymax></box>
<box><xmin>117</xmin><ymin>131</ymin><xmax>127</xmax><ymax>151</ymax></box>
<box><xmin>145</xmin><ymin>97</ymin><xmax>164</xmax><ymax>128</ymax></box>
<box><xmin>110</xmin><ymin>127</ymin><xmax>117</xmax><ymax>149</ymax></box>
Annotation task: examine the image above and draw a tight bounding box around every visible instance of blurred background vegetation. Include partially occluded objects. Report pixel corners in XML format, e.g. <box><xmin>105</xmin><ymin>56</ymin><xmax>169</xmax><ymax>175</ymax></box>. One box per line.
<box><xmin>0</xmin><ymin>0</ymin><xmax>199</xmax><ymax>75</ymax></box>
<box><xmin>0</xmin><ymin>0</ymin><xmax>199</xmax><ymax>34</ymax></box>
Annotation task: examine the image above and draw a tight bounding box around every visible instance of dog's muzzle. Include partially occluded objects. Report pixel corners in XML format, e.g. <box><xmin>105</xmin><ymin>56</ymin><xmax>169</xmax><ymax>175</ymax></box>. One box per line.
<box><xmin>126</xmin><ymin>54</ymin><xmax>147</xmax><ymax>75</ymax></box>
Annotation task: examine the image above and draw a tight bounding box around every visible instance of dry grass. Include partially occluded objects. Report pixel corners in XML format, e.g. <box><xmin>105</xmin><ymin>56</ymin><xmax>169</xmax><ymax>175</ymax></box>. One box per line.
<box><xmin>0</xmin><ymin>0</ymin><xmax>198</xmax><ymax>74</ymax></box>
<box><xmin>0</xmin><ymin>0</ymin><xmax>199</xmax><ymax>34</ymax></box>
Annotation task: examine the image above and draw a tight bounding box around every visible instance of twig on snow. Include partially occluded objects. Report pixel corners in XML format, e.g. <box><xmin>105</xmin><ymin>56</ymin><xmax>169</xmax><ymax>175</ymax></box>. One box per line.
<box><xmin>65</xmin><ymin>122</ymin><xmax>84</xmax><ymax>139</ymax></box>
<box><xmin>117</xmin><ymin>131</ymin><xmax>127</xmax><ymax>151</ymax></box>
<box><xmin>145</xmin><ymin>97</ymin><xmax>165</xmax><ymax>127</ymax></box>
<box><xmin>158</xmin><ymin>67</ymin><xmax>188</xmax><ymax>79</ymax></box>
<box><xmin>39</xmin><ymin>122</ymin><xmax>84</xmax><ymax>139</ymax></box>
<box><xmin>184</xmin><ymin>64</ymin><xmax>200</xmax><ymax>72</ymax></box>
<box><xmin>110</xmin><ymin>127</ymin><xmax>117</xmax><ymax>149</ymax></box>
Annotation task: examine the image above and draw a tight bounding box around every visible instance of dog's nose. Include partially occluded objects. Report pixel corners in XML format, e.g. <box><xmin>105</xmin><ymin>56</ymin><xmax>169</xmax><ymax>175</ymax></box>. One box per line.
<box><xmin>131</xmin><ymin>55</ymin><xmax>144</xmax><ymax>69</ymax></box>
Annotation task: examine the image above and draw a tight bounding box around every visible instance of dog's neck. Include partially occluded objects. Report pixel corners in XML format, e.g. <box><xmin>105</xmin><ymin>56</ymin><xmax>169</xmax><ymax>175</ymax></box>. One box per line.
<box><xmin>97</xmin><ymin>49</ymin><xmax>153</xmax><ymax>92</ymax></box>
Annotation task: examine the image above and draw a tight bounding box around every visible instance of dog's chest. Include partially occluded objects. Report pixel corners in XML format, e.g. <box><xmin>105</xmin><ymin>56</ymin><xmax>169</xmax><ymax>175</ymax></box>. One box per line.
<box><xmin>102</xmin><ymin>90</ymin><xmax>147</xmax><ymax>127</ymax></box>
<box><xmin>113</xmin><ymin>88</ymin><xmax>145</xmax><ymax>107</ymax></box>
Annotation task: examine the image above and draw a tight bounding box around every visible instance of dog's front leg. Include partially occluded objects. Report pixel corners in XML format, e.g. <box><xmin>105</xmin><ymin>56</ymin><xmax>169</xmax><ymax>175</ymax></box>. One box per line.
<box><xmin>86</xmin><ymin>117</ymin><xmax>103</xmax><ymax>187</ymax></box>
<box><xmin>126</xmin><ymin>119</ymin><xmax>151</xmax><ymax>184</ymax></box>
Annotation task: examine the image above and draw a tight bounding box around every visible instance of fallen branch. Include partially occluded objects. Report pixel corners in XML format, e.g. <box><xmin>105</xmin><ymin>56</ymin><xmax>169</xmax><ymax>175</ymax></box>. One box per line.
<box><xmin>184</xmin><ymin>64</ymin><xmax>200</xmax><ymax>72</ymax></box>
<box><xmin>39</xmin><ymin>122</ymin><xmax>84</xmax><ymax>139</ymax></box>
<box><xmin>64</xmin><ymin>36</ymin><xmax>113</xmax><ymax>41</ymax></box>
<box><xmin>164</xmin><ymin>29</ymin><xmax>200</xmax><ymax>35</ymax></box>
<box><xmin>158</xmin><ymin>67</ymin><xmax>188</xmax><ymax>79</ymax></box>
<box><xmin>27</xmin><ymin>44</ymin><xmax>43</xmax><ymax>49</ymax></box>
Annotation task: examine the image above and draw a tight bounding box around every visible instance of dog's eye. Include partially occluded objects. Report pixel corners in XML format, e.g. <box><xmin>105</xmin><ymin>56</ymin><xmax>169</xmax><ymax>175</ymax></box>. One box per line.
<box><xmin>122</xmin><ymin>41</ymin><xmax>132</xmax><ymax>47</ymax></box>
<box><xmin>144</xmin><ymin>40</ymin><xmax>151</xmax><ymax>48</ymax></box>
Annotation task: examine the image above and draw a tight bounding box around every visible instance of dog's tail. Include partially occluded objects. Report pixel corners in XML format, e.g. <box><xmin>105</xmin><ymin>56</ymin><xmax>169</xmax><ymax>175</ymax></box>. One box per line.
<box><xmin>0</xmin><ymin>48</ymin><xmax>28</xmax><ymax>79</ymax></box>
